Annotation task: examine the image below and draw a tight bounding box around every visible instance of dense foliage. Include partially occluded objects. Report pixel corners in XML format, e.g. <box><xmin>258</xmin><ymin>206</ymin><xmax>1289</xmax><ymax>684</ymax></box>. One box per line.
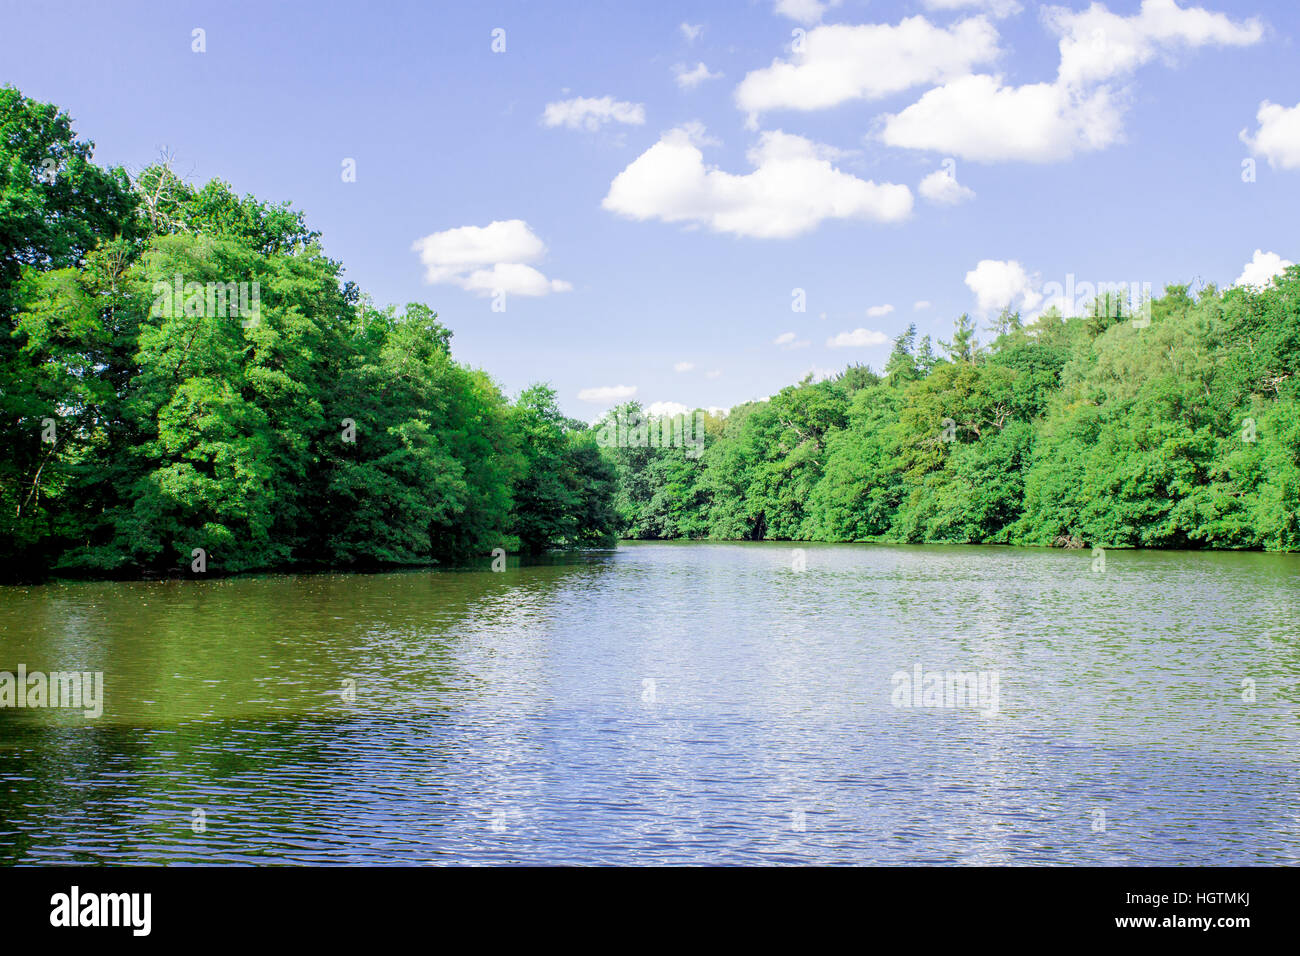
<box><xmin>0</xmin><ymin>88</ymin><xmax>616</xmax><ymax>581</ymax></box>
<box><xmin>6</xmin><ymin>88</ymin><xmax>1294</xmax><ymax>579</ymax></box>
<box><xmin>601</xmin><ymin>282</ymin><xmax>1300</xmax><ymax>552</ymax></box>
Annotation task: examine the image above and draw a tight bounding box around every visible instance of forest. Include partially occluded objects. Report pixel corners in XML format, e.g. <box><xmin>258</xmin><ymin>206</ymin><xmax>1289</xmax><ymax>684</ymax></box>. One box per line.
<box><xmin>0</xmin><ymin>87</ymin><xmax>617</xmax><ymax>581</ymax></box>
<box><xmin>4</xmin><ymin>86</ymin><xmax>1298</xmax><ymax>585</ymax></box>
<box><xmin>603</xmin><ymin>278</ymin><xmax>1300</xmax><ymax>552</ymax></box>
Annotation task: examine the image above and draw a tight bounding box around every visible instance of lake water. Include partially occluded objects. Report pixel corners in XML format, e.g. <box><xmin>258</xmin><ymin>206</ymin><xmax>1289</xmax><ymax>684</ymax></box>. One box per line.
<box><xmin>2</xmin><ymin>541</ymin><xmax>1298</xmax><ymax>865</ymax></box>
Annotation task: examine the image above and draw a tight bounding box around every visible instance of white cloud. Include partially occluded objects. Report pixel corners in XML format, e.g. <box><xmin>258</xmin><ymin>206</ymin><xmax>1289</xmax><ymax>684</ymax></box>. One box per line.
<box><xmin>1241</xmin><ymin>100</ymin><xmax>1300</xmax><ymax>171</ymax></box>
<box><xmin>866</xmin><ymin>303</ymin><xmax>895</xmax><ymax>318</ymax></box>
<box><xmin>964</xmin><ymin>259</ymin><xmax>1042</xmax><ymax>313</ymax></box>
<box><xmin>1047</xmin><ymin>0</ymin><xmax>1262</xmax><ymax>90</ymax></box>
<box><xmin>1235</xmin><ymin>249</ymin><xmax>1293</xmax><ymax>290</ymax></box>
<box><xmin>411</xmin><ymin>220</ymin><xmax>571</xmax><ymax>296</ymax></box>
<box><xmin>706</xmin><ymin>369</ymin><xmax>722</xmax><ymax>379</ymax></box>
<box><xmin>680</xmin><ymin>22</ymin><xmax>704</xmax><ymax>43</ymax></box>
<box><xmin>675</xmin><ymin>62</ymin><xmax>723</xmax><ymax>89</ymax></box>
<box><xmin>735</xmin><ymin>16</ymin><xmax>1000</xmax><ymax>118</ymax></box>
<box><xmin>919</xmin><ymin>168</ymin><xmax>977</xmax><ymax>204</ymax></box>
<box><xmin>914</xmin><ymin>300</ymin><xmax>932</xmax><ymax>310</ymax></box>
<box><xmin>578</xmin><ymin>385</ymin><xmax>638</xmax><ymax>402</ymax></box>
<box><xmin>542</xmin><ymin>96</ymin><xmax>645</xmax><ymax>131</ymax></box>
<box><xmin>880</xmin><ymin>0</ymin><xmax>1262</xmax><ymax>164</ymax></box>
<box><xmin>882</xmin><ymin>75</ymin><xmax>1121</xmax><ymax>163</ymax></box>
<box><xmin>647</xmin><ymin>401</ymin><xmax>691</xmax><ymax>417</ymax></box>
<box><xmin>775</xmin><ymin>331</ymin><xmax>811</xmax><ymax>348</ymax></box>
<box><xmin>603</xmin><ymin>127</ymin><xmax>913</xmax><ymax>238</ymax></box>
<box><xmin>773</xmin><ymin>0</ymin><xmax>842</xmax><ymax>25</ymax></box>
<box><xmin>922</xmin><ymin>0</ymin><xmax>1022</xmax><ymax>17</ymax></box>
<box><xmin>458</xmin><ymin>263</ymin><xmax>574</xmax><ymax>296</ymax></box>
<box><xmin>827</xmin><ymin>328</ymin><xmax>889</xmax><ymax>347</ymax></box>
<box><xmin>673</xmin><ymin>361</ymin><xmax>695</xmax><ymax>372</ymax></box>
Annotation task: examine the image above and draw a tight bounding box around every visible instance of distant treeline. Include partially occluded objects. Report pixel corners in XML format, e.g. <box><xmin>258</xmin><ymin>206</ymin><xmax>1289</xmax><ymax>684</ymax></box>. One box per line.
<box><xmin>599</xmin><ymin>277</ymin><xmax>1300</xmax><ymax>552</ymax></box>
<box><xmin>0</xmin><ymin>87</ymin><xmax>617</xmax><ymax>581</ymax></box>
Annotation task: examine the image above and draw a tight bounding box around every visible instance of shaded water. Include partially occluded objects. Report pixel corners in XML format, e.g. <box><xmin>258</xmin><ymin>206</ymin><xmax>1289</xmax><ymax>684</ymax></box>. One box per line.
<box><xmin>1</xmin><ymin>541</ymin><xmax>1298</xmax><ymax>865</ymax></box>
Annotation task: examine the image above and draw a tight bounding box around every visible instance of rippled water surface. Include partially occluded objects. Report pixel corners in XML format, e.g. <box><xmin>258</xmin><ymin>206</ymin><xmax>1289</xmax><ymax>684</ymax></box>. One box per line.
<box><xmin>2</xmin><ymin>542</ymin><xmax>1298</xmax><ymax>865</ymax></box>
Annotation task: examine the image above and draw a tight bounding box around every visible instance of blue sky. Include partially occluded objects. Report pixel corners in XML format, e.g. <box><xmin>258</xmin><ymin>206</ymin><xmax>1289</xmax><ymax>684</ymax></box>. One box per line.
<box><xmin>3</xmin><ymin>0</ymin><xmax>1298</xmax><ymax>418</ymax></box>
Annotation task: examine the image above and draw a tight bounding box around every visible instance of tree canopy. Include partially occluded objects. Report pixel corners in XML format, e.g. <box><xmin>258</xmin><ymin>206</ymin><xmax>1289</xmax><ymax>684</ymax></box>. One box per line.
<box><xmin>0</xmin><ymin>87</ymin><xmax>617</xmax><ymax>581</ymax></box>
<box><xmin>6</xmin><ymin>86</ymin><xmax>1296</xmax><ymax>581</ymax></box>
<box><xmin>600</xmin><ymin>281</ymin><xmax>1300</xmax><ymax>552</ymax></box>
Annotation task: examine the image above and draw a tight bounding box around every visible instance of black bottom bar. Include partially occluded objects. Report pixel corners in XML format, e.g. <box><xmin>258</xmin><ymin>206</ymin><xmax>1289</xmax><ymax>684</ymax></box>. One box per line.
<box><xmin>0</xmin><ymin>866</ymin><xmax>1285</xmax><ymax>944</ymax></box>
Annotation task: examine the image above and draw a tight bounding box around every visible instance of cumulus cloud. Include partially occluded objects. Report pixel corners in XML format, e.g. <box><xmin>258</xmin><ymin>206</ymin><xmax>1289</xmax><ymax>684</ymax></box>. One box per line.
<box><xmin>918</xmin><ymin>168</ymin><xmax>977</xmax><ymax>204</ymax></box>
<box><xmin>1047</xmin><ymin>0</ymin><xmax>1262</xmax><ymax>90</ymax></box>
<box><xmin>675</xmin><ymin>62</ymin><xmax>723</xmax><ymax>89</ymax></box>
<box><xmin>883</xmin><ymin>75</ymin><xmax>1121</xmax><ymax>163</ymax></box>
<box><xmin>674</xmin><ymin>361</ymin><xmax>695</xmax><ymax>372</ymax></box>
<box><xmin>964</xmin><ymin>259</ymin><xmax>1043</xmax><ymax>313</ymax></box>
<box><xmin>456</xmin><ymin>263</ymin><xmax>574</xmax><ymax>296</ymax></box>
<box><xmin>879</xmin><ymin>0</ymin><xmax>1262</xmax><ymax>163</ymax></box>
<box><xmin>827</xmin><ymin>328</ymin><xmax>889</xmax><ymax>347</ymax></box>
<box><xmin>866</xmin><ymin>304</ymin><xmax>895</xmax><ymax>317</ymax></box>
<box><xmin>411</xmin><ymin>220</ymin><xmax>571</xmax><ymax>296</ymax></box>
<box><xmin>736</xmin><ymin>16</ymin><xmax>999</xmax><ymax>118</ymax></box>
<box><xmin>1235</xmin><ymin>249</ymin><xmax>1293</xmax><ymax>290</ymax></box>
<box><xmin>914</xmin><ymin>300</ymin><xmax>932</xmax><ymax>310</ymax></box>
<box><xmin>775</xmin><ymin>331</ymin><xmax>811</xmax><ymax>348</ymax></box>
<box><xmin>680</xmin><ymin>22</ymin><xmax>704</xmax><ymax>42</ymax></box>
<box><xmin>542</xmin><ymin>96</ymin><xmax>645</xmax><ymax>131</ymax></box>
<box><xmin>1241</xmin><ymin>100</ymin><xmax>1300</xmax><ymax>171</ymax></box>
<box><xmin>578</xmin><ymin>385</ymin><xmax>637</xmax><ymax>403</ymax></box>
<box><xmin>603</xmin><ymin>126</ymin><xmax>913</xmax><ymax>238</ymax></box>
<box><xmin>773</xmin><ymin>0</ymin><xmax>842</xmax><ymax>25</ymax></box>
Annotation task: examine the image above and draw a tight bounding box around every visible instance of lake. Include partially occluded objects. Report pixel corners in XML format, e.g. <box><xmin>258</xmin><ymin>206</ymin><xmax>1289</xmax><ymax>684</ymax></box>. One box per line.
<box><xmin>1</xmin><ymin>541</ymin><xmax>1298</xmax><ymax>865</ymax></box>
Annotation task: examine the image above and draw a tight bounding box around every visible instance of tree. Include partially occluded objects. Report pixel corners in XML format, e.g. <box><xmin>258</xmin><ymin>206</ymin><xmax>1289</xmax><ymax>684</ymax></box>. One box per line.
<box><xmin>884</xmin><ymin>323</ymin><xmax>920</xmax><ymax>387</ymax></box>
<box><xmin>940</xmin><ymin>313</ymin><xmax>980</xmax><ymax>364</ymax></box>
<box><xmin>1</xmin><ymin>87</ymin><xmax>619</xmax><ymax>581</ymax></box>
<box><xmin>511</xmin><ymin>385</ymin><xmax>618</xmax><ymax>553</ymax></box>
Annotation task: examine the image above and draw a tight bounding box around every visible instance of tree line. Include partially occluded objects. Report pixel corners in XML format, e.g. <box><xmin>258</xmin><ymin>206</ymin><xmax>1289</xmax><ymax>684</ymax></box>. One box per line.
<box><xmin>5</xmin><ymin>86</ymin><xmax>1296</xmax><ymax>584</ymax></box>
<box><xmin>0</xmin><ymin>87</ymin><xmax>617</xmax><ymax>582</ymax></box>
<box><xmin>599</xmin><ymin>279</ymin><xmax>1300</xmax><ymax>552</ymax></box>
